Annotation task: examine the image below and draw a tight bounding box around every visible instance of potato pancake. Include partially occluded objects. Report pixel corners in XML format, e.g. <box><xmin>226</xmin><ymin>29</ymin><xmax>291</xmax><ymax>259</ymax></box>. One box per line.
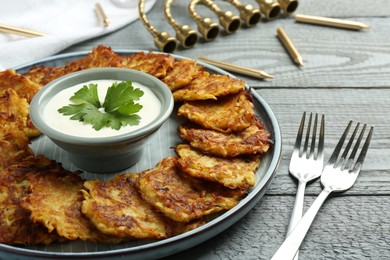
<box><xmin>177</xmin><ymin>90</ymin><xmax>255</xmax><ymax>133</ymax></box>
<box><xmin>0</xmin><ymin>69</ymin><xmax>42</xmax><ymax>103</ymax></box>
<box><xmin>119</xmin><ymin>51</ymin><xmax>175</xmax><ymax>79</ymax></box>
<box><xmin>23</xmin><ymin>45</ymin><xmax>122</xmax><ymax>85</ymax></box>
<box><xmin>169</xmin><ymin>218</ymin><xmax>207</xmax><ymax>236</ymax></box>
<box><xmin>63</xmin><ymin>45</ymin><xmax>123</xmax><ymax>72</ymax></box>
<box><xmin>82</xmin><ymin>173</ymin><xmax>171</xmax><ymax>239</ymax></box>
<box><xmin>178</xmin><ymin>117</ymin><xmax>271</xmax><ymax>157</ymax></box>
<box><xmin>0</xmin><ymin>114</ymin><xmax>33</xmax><ymax>171</ymax></box>
<box><xmin>24</xmin><ymin>46</ymin><xmax>174</xmax><ymax>85</ymax></box>
<box><xmin>23</xmin><ymin>66</ymin><xmax>66</xmax><ymax>86</ymax></box>
<box><xmin>175</xmin><ymin>144</ymin><xmax>260</xmax><ymax>189</ymax></box>
<box><xmin>0</xmin><ymin>88</ymin><xmax>40</xmax><ymax>138</ymax></box>
<box><xmin>172</xmin><ymin>72</ymin><xmax>246</xmax><ymax>102</ymax></box>
<box><xmin>135</xmin><ymin>156</ymin><xmax>245</xmax><ymax>222</ymax></box>
<box><xmin>162</xmin><ymin>59</ymin><xmax>204</xmax><ymax>91</ymax></box>
<box><xmin>0</xmin><ymin>156</ymin><xmax>63</xmax><ymax>245</ymax></box>
<box><xmin>20</xmin><ymin>167</ymin><xmax>122</xmax><ymax>243</ymax></box>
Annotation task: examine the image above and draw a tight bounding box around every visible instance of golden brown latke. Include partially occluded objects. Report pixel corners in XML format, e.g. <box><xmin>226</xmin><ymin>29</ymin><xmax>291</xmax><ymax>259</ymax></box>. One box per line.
<box><xmin>172</xmin><ymin>72</ymin><xmax>246</xmax><ymax>102</ymax></box>
<box><xmin>119</xmin><ymin>51</ymin><xmax>175</xmax><ymax>79</ymax></box>
<box><xmin>175</xmin><ymin>144</ymin><xmax>260</xmax><ymax>189</ymax></box>
<box><xmin>23</xmin><ymin>66</ymin><xmax>66</xmax><ymax>86</ymax></box>
<box><xmin>162</xmin><ymin>59</ymin><xmax>204</xmax><ymax>91</ymax></box>
<box><xmin>24</xmin><ymin>46</ymin><xmax>174</xmax><ymax>85</ymax></box>
<box><xmin>177</xmin><ymin>90</ymin><xmax>255</xmax><ymax>133</ymax></box>
<box><xmin>82</xmin><ymin>174</ymin><xmax>205</xmax><ymax>239</ymax></box>
<box><xmin>168</xmin><ymin>218</ymin><xmax>207</xmax><ymax>237</ymax></box>
<box><xmin>0</xmin><ymin>88</ymin><xmax>40</xmax><ymax>137</ymax></box>
<box><xmin>82</xmin><ymin>173</ymin><xmax>171</xmax><ymax>239</ymax></box>
<box><xmin>178</xmin><ymin>117</ymin><xmax>271</xmax><ymax>157</ymax></box>
<box><xmin>0</xmin><ymin>156</ymin><xmax>63</xmax><ymax>245</ymax></box>
<box><xmin>63</xmin><ymin>45</ymin><xmax>123</xmax><ymax>73</ymax></box>
<box><xmin>24</xmin><ymin>46</ymin><xmax>123</xmax><ymax>86</ymax></box>
<box><xmin>20</xmin><ymin>167</ymin><xmax>122</xmax><ymax>243</ymax></box>
<box><xmin>135</xmin><ymin>156</ymin><xmax>246</xmax><ymax>223</ymax></box>
<box><xmin>0</xmin><ymin>114</ymin><xmax>33</xmax><ymax>171</ymax></box>
<box><xmin>0</xmin><ymin>69</ymin><xmax>42</xmax><ymax>103</ymax></box>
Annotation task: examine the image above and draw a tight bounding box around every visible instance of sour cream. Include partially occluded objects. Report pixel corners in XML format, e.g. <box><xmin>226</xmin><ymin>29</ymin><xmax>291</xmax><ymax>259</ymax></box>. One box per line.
<box><xmin>44</xmin><ymin>79</ymin><xmax>161</xmax><ymax>138</ymax></box>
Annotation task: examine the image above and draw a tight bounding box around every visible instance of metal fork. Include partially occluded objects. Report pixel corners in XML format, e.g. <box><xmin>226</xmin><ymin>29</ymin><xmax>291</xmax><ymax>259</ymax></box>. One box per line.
<box><xmin>272</xmin><ymin>121</ymin><xmax>374</xmax><ymax>260</ymax></box>
<box><xmin>287</xmin><ymin>112</ymin><xmax>325</xmax><ymax>260</ymax></box>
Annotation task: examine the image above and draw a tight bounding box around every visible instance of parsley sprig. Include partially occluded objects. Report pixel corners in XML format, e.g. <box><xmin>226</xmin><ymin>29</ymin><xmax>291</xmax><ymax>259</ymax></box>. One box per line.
<box><xmin>58</xmin><ymin>81</ymin><xmax>144</xmax><ymax>131</ymax></box>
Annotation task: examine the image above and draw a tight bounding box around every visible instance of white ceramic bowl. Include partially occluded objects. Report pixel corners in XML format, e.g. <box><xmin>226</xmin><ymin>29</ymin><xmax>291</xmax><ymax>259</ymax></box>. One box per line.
<box><xmin>30</xmin><ymin>68</ymin><xmax>174</xmax><ymax>173</ymax></box>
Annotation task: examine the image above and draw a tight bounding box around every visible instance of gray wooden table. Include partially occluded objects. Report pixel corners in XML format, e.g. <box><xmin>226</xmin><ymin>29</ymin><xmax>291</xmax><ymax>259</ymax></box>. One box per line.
<box><xmin>63</xmin><ymin>0</ymin><xmax>390</xmax><ymax>259</ymax></box>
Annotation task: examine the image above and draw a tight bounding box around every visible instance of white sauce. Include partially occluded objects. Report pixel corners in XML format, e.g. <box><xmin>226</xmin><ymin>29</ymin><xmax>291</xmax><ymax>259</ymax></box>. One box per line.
<box><xmin>44</xmin><ymin>79</ymin><xmax>161</xmax><ymax>138</ymax></box>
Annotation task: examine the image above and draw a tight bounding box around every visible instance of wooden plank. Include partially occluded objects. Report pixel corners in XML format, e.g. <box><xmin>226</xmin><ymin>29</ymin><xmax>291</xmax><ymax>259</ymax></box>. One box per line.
<box><xmin>64</xmin><ymin>1</ymin><xmax>390</xmax><ymax>88</ymax></box>
<box><xmin>165</xmin><ymin>195</ymin><xmax>390</xmax><ymax>260</ymax></box>
<box><xmin>297</xmin><ymin>0</ymin><xmax>390</xmax><ymax>17</ymax></box>
<box><xmin>259</xmin><ymin>88</ymin><xmax>390</xmax><ymax>195</ymax></box>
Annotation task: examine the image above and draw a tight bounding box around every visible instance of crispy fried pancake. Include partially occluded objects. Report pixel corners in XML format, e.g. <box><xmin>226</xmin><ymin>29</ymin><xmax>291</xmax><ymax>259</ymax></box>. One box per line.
<box><xmin>176</xmin><ymin>144</ymin><xmax>260</xmax><ymax>189</ymax></box>
<box><xmin>0</xmin><ymin>69</ymin><xmax>42</xmax><ymax>103</ymax></box>
<box><xmin>177</xmin><ymin>90</ymin><xmax>255</xmax><ymax>133</ymax></box>
<box><xmin>172</xmin><ymin>72</ymin><xmax>246</xmax><ymax>102</ymax></box>
<box><xmin>23</xmin><ymin>66</ymin><xmax>66</xmax><ymax>86</ymax></box>
<box><xmin>0</xmin><ymin>114</ymin><xmax>33</xmax><ymax>171</ymax></box>
<box><xmin>0</xmin><ymin>88</ymin><xmax>40</xmax><ymax>137</ymax></box>
<box><xmin>120</xmin><ymin>52</ymin><xmax>175</xmax><ymax>79</ymax></box>
<box><xmin>23</xmin><ymin>46</ymin><xmax>122</xmax><ymax>86</ymax></box>
<box><xmin>82</xmin><ymin>174</ymin><xmax>171</xmax><ymax>239</ymax></box>
<box><xmin>0</xmin><ymin>156</ymin><xmax>63</xmax><ymax>245</ymax></box>
<box><xmin>24</xmin><ymin>46</ymin><xmax>174</xmax><ymax>85</ymax></box>
<box><xmin>162</xmin><ymin>59</ymin><xmax>204</xmax><ymax>91</ymax></box>
<box><xmin>63</xmin><ymin>45</ymin><xmax>122</xmax><ymax>72</ymax></box>
<box><xmin>135</xmin><ymin>156</ymin><xmax>245</xmax><ymax>222</ymax></box>
<box><xmin>20</xmin><ymin>167</ymin><xmax>122</xmax><ymax>243</ymax></box>
<box><xmin>169</xmin><ymin>218</ymin><xmax>207</xmax><ymax>237</ymax></box>
<box><xmin>178</xmin><ymin>117</ymin><xmax>271</xmax><ymax>157</ymax></box>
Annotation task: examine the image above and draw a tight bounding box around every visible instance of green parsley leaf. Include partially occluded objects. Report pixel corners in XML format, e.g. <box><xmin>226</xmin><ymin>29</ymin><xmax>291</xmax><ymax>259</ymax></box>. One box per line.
<box><xmin>106</xmin><ymin>112</ymin><xmax>141</xmax><ymax>130</ymax></box>
<box><xmin>81</xmin><ymin>106</ymin><xmax>110</xmax><ymax>131</ymax></box>
<box><xmin>58</xmin><ymin>81</ymin><xmax>144</xmax><ymax>131</ymax></box>
<box><xmin>69</xmin><ymin>84</ymin><xmax>100</xmax><ymax>107</ymax></box>
<box><xmin>116</xmin><ymin>102</ymin><xmax>143</xmax><ymax>115</ymax></box>
<box><xmin>103</xmin><ymin>81</ymin><xmax>144</xmax><ymax>113</ymax></box>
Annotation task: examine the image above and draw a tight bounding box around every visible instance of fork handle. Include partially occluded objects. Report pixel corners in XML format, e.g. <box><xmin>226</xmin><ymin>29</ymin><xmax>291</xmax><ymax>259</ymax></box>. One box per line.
<box><xmin>286</xmin><ymin>181</ymin><xmax>307</xmax><ymax>260</ymax></box>
<box><xmin>271</xmin><ymin>188</ymin><xmax>332</xmax><ymax>260</ymax></box>
<box><xmin>287</xmin><ymin>181</ymin><xmax>306</xmax><ymax>235</ymax></box>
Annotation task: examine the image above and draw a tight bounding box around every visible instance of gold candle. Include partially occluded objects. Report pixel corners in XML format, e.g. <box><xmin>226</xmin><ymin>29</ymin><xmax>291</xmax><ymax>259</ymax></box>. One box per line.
<box><xmin>276</xmin><ymin>27</ymin><xmax>304</xmax><ymax>67</ymax></box>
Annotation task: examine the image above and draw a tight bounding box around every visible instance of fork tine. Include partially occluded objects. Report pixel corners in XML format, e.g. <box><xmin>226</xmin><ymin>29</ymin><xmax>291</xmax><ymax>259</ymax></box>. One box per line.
<box><xmin>328</xmin><ymin>121</ymin><xmax>353</xmax><ymax>165</ymax></box>
<box><xmin>317</xmin><ymin>114</ymin><xmax>325</xmax><ymax>160</ymax></box>
<box><xmin>308</xmin><ymin>113</ymin><xmax>317</xmax><ymax>158</ymax></box>
<box><xmin>293</xmin><ymin>112</ymin><xmax>306</xmax><ymax>154</ymax></box>
<box><xmin>348</xmin><ymin>124</ymin><xmax>366</xmax><ymax>160</ymax></box>
<box><xmin>341</xmin><ymin>122</ymin><xmax>360</xmax><ymax>160</ymax></box>
<box><xmin>341</xmin><ymin>123</ymin><xmax>363</xmax><ymax>170</ymax></box>
<box><xmin>353</xmin><ymin>126</ymin><xmax>374</xmax><ymax>172</ymax></box>
<box><xmin>331</xmin><ymin>122</ymin><xmax>373</xmax><ymax>171</ymax></box>
<box><xmin>303</xmin><ymin>112</ymin><xmax>313</xmax><ymax>157</ymax></box>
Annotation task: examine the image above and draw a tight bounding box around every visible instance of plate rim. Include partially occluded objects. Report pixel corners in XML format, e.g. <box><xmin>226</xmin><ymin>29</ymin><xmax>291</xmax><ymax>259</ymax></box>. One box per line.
<box><xmin>2</xmin><ymin>50</ymin><xmax>282</xmax><ymax>259</ymax></box>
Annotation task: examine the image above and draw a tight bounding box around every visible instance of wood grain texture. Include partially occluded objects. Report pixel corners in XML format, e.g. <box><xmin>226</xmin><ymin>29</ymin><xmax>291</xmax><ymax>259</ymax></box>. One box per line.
<box><xmin>66</xmin><ymin>1</ymin><xmax>390</xmax><ymax>89</ymax></box>
<box><xmin>59</xmin><ymin>0</ymin><xmax>390</xmax><ymax>259</ymax></box>
<box><xmin>165</xmin><ymin>196</ymin><xmax>390</xmax><ymax>260</ymax></box>
<box><xmin>260</xmin><ymin>88</ymin><xmax>390</xmax><ymax>195</ymax></box>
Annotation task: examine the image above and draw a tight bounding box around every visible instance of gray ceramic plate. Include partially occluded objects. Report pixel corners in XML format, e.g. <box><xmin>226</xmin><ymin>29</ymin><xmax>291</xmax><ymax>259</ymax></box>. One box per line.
<box><xmin>1</xmin><ymin>50</ymin><xmax>282</xmax><ymax>259</ymax></box>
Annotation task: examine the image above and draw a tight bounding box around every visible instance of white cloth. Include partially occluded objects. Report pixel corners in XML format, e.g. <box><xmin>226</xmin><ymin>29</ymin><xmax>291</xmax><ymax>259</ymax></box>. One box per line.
<box><xmin>0</xmin><ymin>0</ymin><xmax>157</xmax><ymax>70</ymax></box>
